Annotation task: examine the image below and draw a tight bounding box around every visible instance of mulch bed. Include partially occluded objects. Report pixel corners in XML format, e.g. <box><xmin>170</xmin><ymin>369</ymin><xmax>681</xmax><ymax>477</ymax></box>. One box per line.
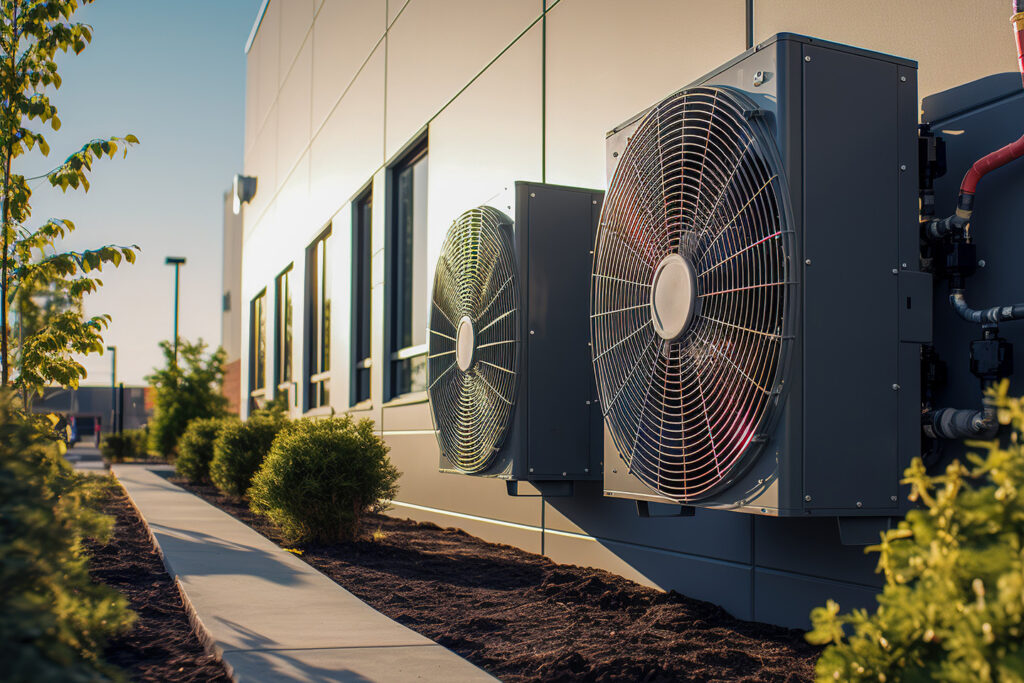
<box><xmin>173</xmin><ymin>478</ymin><xmax>819</xmax><ymax>682</ymax></box>
<box><xmin>85</xmin><ymin>487</ymin><xmax>231</xmax><ymax>682</ymax></box>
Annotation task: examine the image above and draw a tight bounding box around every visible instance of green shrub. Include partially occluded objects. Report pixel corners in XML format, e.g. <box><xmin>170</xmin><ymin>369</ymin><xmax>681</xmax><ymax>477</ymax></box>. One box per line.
<box><xmin>146</xmin><ymin>339</ymin><xmax>228</xmax><ymax>457</ymax></box>
<box><xmin>249</xmin><ymin>416</ymin><xmax>399</xmax><ymax>543</ymax></box>
<box><xmin>175</xmin><ymin>417</ymin><xmax>234</xmax><ymax>483</ymax></box>
<box><xmin>99</xmin><ymin>428</ymin><xmax>148</xmax><ymax>463</ymax></box>
<box><xmin>209</xmin><ymin>413</ymin><xmax>287</xmax><ymax>498</ymax></box>
<box><xmin>808</xmin><ymin>381</ymin><xmax>1024</xmax><ymax>681</ymax></box>
<box><xmin>0</xmin><ymin>390</ymin><xmax>135</xmax><ymax>680</ymax></box>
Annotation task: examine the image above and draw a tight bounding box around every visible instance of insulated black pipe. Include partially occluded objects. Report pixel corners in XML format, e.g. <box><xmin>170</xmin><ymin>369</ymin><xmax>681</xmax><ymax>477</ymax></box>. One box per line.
<box><xmin>950</xmin><ymin>290</ymin><xmax>1024</xmax><ymax>324</ymax></box>
<box><xmin>926</xmin><ymin>406</ymin><xmax>998</xmax><ymax>440</ymax></box>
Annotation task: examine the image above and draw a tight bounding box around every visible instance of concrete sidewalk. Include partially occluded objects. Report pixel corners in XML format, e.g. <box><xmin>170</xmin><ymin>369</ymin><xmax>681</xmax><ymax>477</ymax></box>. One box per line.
<box><xmin>112</xmin><ymin>464</ymin><xmax>495</xmax><ymax>683</ymax></box>
<box><xmin>65</xmin><ymin>444</ymin><xmax>108</xmax><ymax>474</ymax></box>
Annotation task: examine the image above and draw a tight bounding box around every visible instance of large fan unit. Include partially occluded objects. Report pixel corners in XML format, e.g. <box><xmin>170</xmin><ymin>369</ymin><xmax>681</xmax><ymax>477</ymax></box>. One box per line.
<box><xmin>593</xmin><ymin>33</ymin><xmax>932</xmax><ymax>521</ymax></box>
<box><xmin>429</xmin><ymin>182</ymin><xmax>604</xmax><ymax>490</ymax></box>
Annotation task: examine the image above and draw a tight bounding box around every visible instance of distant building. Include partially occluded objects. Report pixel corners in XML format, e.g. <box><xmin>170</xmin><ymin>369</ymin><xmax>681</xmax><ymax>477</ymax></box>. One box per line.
<box><xmin>32</xmin><ymin>385</ymin><xmax>152</xmax><ymax>436</ymax></box>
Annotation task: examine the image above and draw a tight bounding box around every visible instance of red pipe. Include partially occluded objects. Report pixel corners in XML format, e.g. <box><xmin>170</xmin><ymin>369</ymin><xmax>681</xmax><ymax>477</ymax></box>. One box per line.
<box><xmin>959</xmin><ymin>132</ymin><xmax>1024</xmax><ymax>197</ymax></box>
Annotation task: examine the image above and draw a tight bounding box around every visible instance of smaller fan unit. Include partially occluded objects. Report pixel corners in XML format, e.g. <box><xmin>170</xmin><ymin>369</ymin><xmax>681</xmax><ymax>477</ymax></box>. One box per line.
<box><xmin>594</xmin><ymin>34</ymin><xmax>931</xmax><ymax>521</ymax></box>
<box><xmin>428</xmin><ymin>182</ymin><xmax>604</xmax><ymax>489</ymax></box>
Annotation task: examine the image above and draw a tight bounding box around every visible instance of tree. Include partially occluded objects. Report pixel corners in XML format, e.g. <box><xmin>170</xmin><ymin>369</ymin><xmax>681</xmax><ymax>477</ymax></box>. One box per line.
<box><xmin>0</xmin><ymin>0</ymin><xmax>139</xmax><ymax>394</ymax></box>
<box><xmin>146</xmin><ymin>338</ymin><xmax>228</xmax><ymax>457</ymax></box>
<box><xmin>807</xmin><ymin>380</ymin><xmax>1024</xmax><ymax>681</ymax></box>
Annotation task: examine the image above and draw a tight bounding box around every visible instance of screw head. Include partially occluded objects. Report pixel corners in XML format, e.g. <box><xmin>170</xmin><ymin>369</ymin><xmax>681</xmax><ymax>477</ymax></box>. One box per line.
<box><xmin>892</xmin><ymin>268</ymin><xmax>899</xmax><ymax>274</ymax></box>
<box><xmin>856</xmin><ymin>501</ymin><xmax>863</xmax><ymax>508</ymax></box>
<box><xmin>978</xmin><ymin>259</ymin><xmax>987</xmax><ymax>268</ymax></box>
<box><xmin>530</xmin><ymin>192</ymin><xmax>536</xmax><ymax>198</ymax></box>
<box><xmin>892</xmin><ymin>383</ymin><xmax>901</xmax><ymax>391</ymax></box>
<box><xmin>529</xmin><ymin>467</ymin><xmax>534</xmax><ymax>473</ymax></box>
<box><xmin>804</xmin><ymin>55</ymin><xmax>811</xmax><ymax>62</ymax></box>
<box><xmin>592</xmin><ymin>200</ymin><xmax>598</xmax><ymax>205</ymax></box>
<box><xmin>900</xmin><ymin>75</ymin><xmax>907</xmax><ymax>82</ymax></box>
<box><xmin>890</xmin><ymin>495</ymin><xmax>898</xmax><ymax>502</ymax></box>
<box><xmin>529</xmin><ymin>330</ymin><xmax>535</xmax><ymax>335</ymax></box>
<box><xmin>901</xmin><ymin>263</ymin><xmax>908</xmax><ymax>269</ymax></box>
<box><xmin>900</xmin><ymin>164</ymin><xmax>907</xmax><ymax>172</ymax></box>
<box><xmin>804</xmin><ymin>494</ymin><xmax>812</xmax><ymax>502</ymax></box>
<box><xmin>805</xmin><ymin>258</ymin><xmax>812</xmax><ymax>265</ymax></box>
<box><xmin>612</xmin><ymin>151</ymin><xmax>619</xmax><ymax>158</ymax></box>
<box><xmin>562</xmin><ymin>472</ymin><xmax>567</xmax><ymax>477</ymax></box>
<box><xmin>585</xmin><ymin>400</ymin><xmax>591</xmax><ymax>405</ymax></box>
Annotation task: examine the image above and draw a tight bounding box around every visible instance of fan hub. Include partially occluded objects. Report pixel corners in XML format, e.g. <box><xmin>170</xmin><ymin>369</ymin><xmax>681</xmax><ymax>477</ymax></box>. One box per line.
<box><xmin>456</xmin><ymin>316</ymin><xmax>476</xmax><ymax>371</ymax></box>
<box><xmin>650</xmin><ymin>253</ymin><xmax>697</xmax><ymax>341</ymax></box>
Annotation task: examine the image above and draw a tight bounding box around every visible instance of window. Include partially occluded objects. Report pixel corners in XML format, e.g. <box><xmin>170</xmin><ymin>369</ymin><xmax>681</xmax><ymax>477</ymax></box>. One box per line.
<box><xmin>352</xmin><ymin>190</ymin><xmax>372</xmax><ymax>405</ymax></box>
<box><xmin>306</xmin><ymin>228</ymin><xmax>332</xmax><ymax>409</ymax></box>
<box><xmin>275</xmin><ymin>265</ymin><xmax>293</xmax><ymax>400</ymax></box>
<box><xmin>248</xmin><ymin>289</ymin><xmax>267</xmax><ymax>410</ymax></box>
<box><xmin>388</xmin><ymin>140</ymin><xmax>428</xmax><ymax>399</ymax></box>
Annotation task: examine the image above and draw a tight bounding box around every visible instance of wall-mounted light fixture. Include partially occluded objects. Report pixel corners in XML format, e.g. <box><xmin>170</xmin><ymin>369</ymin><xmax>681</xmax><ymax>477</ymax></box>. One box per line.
<box><xmin>233</xmin><ymin>174</ymin><xmax>258</xmax><ymax>215</ymax></box>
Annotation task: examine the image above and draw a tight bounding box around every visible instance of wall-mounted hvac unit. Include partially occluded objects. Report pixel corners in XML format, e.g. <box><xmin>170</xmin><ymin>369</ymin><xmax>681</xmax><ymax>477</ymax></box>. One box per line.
<box><xmin>428</xmin><ymin>182</ymin><xmax>604</xmax><ymax>493</ymax></box>
<box><xmin>592</xmin><ymin>33</ymin><xmax>931</xmax><ymax>521</ymax></box>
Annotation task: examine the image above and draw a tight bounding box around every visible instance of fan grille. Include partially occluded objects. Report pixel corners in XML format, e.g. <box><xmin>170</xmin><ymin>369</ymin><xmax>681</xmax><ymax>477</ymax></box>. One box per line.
<box><xmin>591</xmin><ymin>86</ymin><xmax>794</xmax><ymax>502</ymax></box>
<box><xmin>428</xmin><ymin>207</ymin><xmax>519</xmax><ymax>473</ymax></box>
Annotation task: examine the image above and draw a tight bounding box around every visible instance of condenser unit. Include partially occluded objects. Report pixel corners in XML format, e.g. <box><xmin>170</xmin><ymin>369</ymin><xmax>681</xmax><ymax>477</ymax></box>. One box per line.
<box><xmin>591</xmin><ymin>33</ymin><xmax>931</xmax><ymax>525</ymax></box>
<box><xmin>428</xmin><ymin>182</ymin><xmax>604</xmax><ymax>492</ymax></box>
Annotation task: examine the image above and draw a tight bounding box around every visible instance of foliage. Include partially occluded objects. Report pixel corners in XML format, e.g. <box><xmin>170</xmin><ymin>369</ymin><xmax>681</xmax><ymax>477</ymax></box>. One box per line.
<box><xmin>175</xmin><ymin>417</ymin><xmax>235</xmax><ymax>483</ymax></box>
<box><xmin>0</xmin><ymin>0</ymin><xmax>139</xmax><ymax>393</ymax></box>
<box><xmin>808</xmin><ymin>380</ymin><xmax>1024</xmax><ymax>681</ymax></box>
<box><xmin>146</xmin><ymin>339</ymin><xmax>228</xmax><ymax>457</ymax></box>
<box><xmin>99</xmin><ymin>428</ymin><xmax>147</xmax><ymax>463</ymax></box>
<box><xmin>0</xmin><ymin>389</ymin><xmax>134</xmax><ymax>681</ymax></box>
<box><xmin>209</xmin><ymin>412</ymin><xmax>287</xmax><ymax>499</ymax></box>
<box><xmin>249</xmin><ymin>416</ymin><xmax>399</xmax><ymax>543</ymax></box>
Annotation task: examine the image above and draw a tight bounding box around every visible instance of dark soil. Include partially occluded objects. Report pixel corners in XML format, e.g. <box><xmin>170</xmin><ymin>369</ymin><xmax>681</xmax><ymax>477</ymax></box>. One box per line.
<box><xmin>85</xmin><ymin>487</ymin><xmax>231</xmax><ymax>682</ymax></box>
<box><xmin>173</xmin><ymin>478</ymin><xmax>819</xmax><ymax>682</ymax></box>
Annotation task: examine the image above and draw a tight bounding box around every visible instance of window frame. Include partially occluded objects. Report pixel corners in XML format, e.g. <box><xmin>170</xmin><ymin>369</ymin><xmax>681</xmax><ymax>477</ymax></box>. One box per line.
<box><xmin>350</xmin><ymin>187</ymin><xmax>373</xmax><ymax>408</ymax></box>
<box><xmin>274</xmin><ymin>264</ymin><xmax>294</xmax><ymax>405</ymax></box>
<box><xmin>385</xmin><ymin>137</ymin><xmax>429</xmax><ymax>402</ymax></box>
<box><xmin>305</xmin><ymin>226</ymin><xmax>332</xmax><ymax>411</ymax></box>
<box><xmin>248</xmin><ymin>288</ymin><xmax>267</xmax><ymax>411</ymax></box>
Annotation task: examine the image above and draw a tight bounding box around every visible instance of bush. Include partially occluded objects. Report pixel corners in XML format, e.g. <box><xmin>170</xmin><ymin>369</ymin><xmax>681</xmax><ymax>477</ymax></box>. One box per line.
<box><xmin>209</xmin><ymin>413</ymin><xmax>287</xmax><ymax>498</ymax></box>
<box><xmin>249</xmin><ymin>416</ymin><xmax>399</xmax><ymax>543</ymax></box>
<box><xmin>100</xmin><ymin>428</ymin><xmax>148</xmax><ymax>463</ymax></box>
<box><xmin>0</xmin><ymin>390</ymin><xmax>135</xmax><ymax>680</ymax></box>
<box><xmin>808</xmin><ymin>380</ymin><xmax>1024</xmax><ymax>681</ymax></box>
<box><xmin>146</xmin><ymin>338</ymin><xmax>229</xmax><ymax>457</ymax></box>
<box><xmin>175</xmin><ymin>417</ymin><xmax>234</xmax><ymax>483</ymax></box>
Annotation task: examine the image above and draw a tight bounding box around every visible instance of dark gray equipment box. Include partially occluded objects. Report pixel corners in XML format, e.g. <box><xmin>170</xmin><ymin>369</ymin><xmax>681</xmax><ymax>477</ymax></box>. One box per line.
<box><xmin>602</xmin><ymin>34</ymin><xmax>928</xmax><ymax>517</ymax></box>
<box><xmin>439</xmin><ymin>182</ymin><xmax>605</xmax><ymax>488</ymax></box>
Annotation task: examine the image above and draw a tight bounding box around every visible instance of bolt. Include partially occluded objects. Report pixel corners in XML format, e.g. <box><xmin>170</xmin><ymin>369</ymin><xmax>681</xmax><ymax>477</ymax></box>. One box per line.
<box><xmin>892</xmin><ymin>268</ymin><xmax>899</xmax><ymax>274</ymax></box>
<box><xmin>530</xmin><ymin>192</ymin><xmax>536</xmax><ymax>198</ymax></box>
<box><xmin>856</xmin><ymin>501</ymin><xmax>863</xmax><ymax>508</ymax></box>
<box><xmin>612</xmin><ymin>151</ymin><xmax>619</xmax><ymax>158</ymax></box>
<box><xmin>529</xmin><ymin>330</ymin><xmax>535</xmax><ymax>335</ymax></box>
<box><xmin>890</xmin><ymin>495</ymin><xmax>898</xmax><ymax>502</ymax></box>
<box><xmin>592</xmin><ymin>200</ymin><xmax>598</xmax><ymax>205</ymax></box>
<box><xmin>900</xmin><ymin>164</ymin><xmax>907</xmax><ymax>172</ymax></box>
<box><xmin>585</xmin><ymin>400</ymin><xmax>591</xmax><ymax>405</ymax></box>
<box><xmin>892</xmin><ymin>383</ymin><xmax>901</xmax><ymax>391</ymax></box>
<box><xmin>978</xmin><ymin>259</ymin><xmax>987</xmax><ymax>268</ymax></box>
<box><xmin>529</xmin><ymin>467</ymin><xmax>534</xmax><ymax>473</ymax></box>
<box><xmin>562</xmin><ymin>472</ymin><xmax>567</xmax><ymax>477</ymax></box>
<box><xmin>804</xmin><ymin>494</ymin><xmax>812</xmax><ymax>502</ymax></box>
<box><xmin>900</xmin><ymin>75</ymin><xmax>907</xmax><ymax>82</ymax></box>
<box><xmin>804</xmin><ymin>55</ymin><xmax>811</xmax><ymax>62</ymax></box>
<box><xmin>805</xmin><ymin>258</ymin><xmax>812</xmax><ymax>265</ymax></box>
<box><xmin>584</xmin><ymin>468</ymin><xmax>589</xmax><ymax>473</ymax></box>
<box><xmin>901</xmin><ymin>263</ymin><xmax>908</xmax><ymax>269</ymax></box>
<box><xmin>612</xmin><ymin>469</ymin><xmax>618</xmax><ymax>474</ymax></box>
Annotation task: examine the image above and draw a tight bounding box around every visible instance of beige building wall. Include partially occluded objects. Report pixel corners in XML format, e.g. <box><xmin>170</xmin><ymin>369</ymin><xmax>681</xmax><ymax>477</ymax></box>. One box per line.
<box><xmin>238</xmin><ymin>0</ymin><xmax>1022</xmax><ymax>626</ymax></box>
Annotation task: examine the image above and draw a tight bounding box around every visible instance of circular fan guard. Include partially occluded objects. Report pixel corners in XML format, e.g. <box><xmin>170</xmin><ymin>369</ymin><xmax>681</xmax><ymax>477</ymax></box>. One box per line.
<box><xmin>591</xmin><ymin>86</ymin><xmax>795</xmax><ymax>503</ymax></box>
<box><xmin>428</xmin><ymin>206</ymin><xmax>519</xmax><ymax>473</ymax></box>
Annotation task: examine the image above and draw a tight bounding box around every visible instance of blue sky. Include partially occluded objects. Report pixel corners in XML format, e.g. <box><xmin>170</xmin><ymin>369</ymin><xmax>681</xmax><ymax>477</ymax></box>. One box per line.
<box><xmin>26</xmin><ymin>0</ymin><xmax>262</xmax><ymax>385</ymax></box>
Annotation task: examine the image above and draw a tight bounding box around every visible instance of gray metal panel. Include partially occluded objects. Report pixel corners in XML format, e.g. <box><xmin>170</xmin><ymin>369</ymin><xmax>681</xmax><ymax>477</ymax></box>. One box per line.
<box><xmin>753</xmin><ymin>568</ymin><xmax>881</xmax><ymax>630</ymax></box>
<box><xmin>898</xmin><ymin>271</ymin><xmax>933</xmax><ymax>343</ymax></box>
<box><xmin>546</xmin><ymin>482</ymin><xmax>753</xmax><ymax>564</ymax></box>
<box><xmin>753</xmin><ymin>515</ymin><xmax>882</xmax><ymax>586</ymax></box>
<box><xmin>518</xmin><ymin>182</ymin><xmax>603</xmax><ymax>480</ymax></box>
<box><xmin>801</xmin><ymin>43</ymin><xmax>900</xmax><ymax>512</ymax></box>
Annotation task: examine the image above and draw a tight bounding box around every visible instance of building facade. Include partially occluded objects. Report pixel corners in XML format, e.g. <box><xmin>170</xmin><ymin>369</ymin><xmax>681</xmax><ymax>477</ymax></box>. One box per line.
<box><xmin>239</xmin><ymin>0</ymin><xmax>1020</xmax><ymax>627</ymax></box>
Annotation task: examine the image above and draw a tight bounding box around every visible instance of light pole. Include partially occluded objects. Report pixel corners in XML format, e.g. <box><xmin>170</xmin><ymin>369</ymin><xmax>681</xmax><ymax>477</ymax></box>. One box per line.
<box><xmin>165</xmin><ymin>257</ymin><xmax>186</xmax><ymax>367</ymax></box>
<box><xmin>106</xmin><ymin>345</ymin><xmax>116</xmax><ymax>435</ymax></box>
